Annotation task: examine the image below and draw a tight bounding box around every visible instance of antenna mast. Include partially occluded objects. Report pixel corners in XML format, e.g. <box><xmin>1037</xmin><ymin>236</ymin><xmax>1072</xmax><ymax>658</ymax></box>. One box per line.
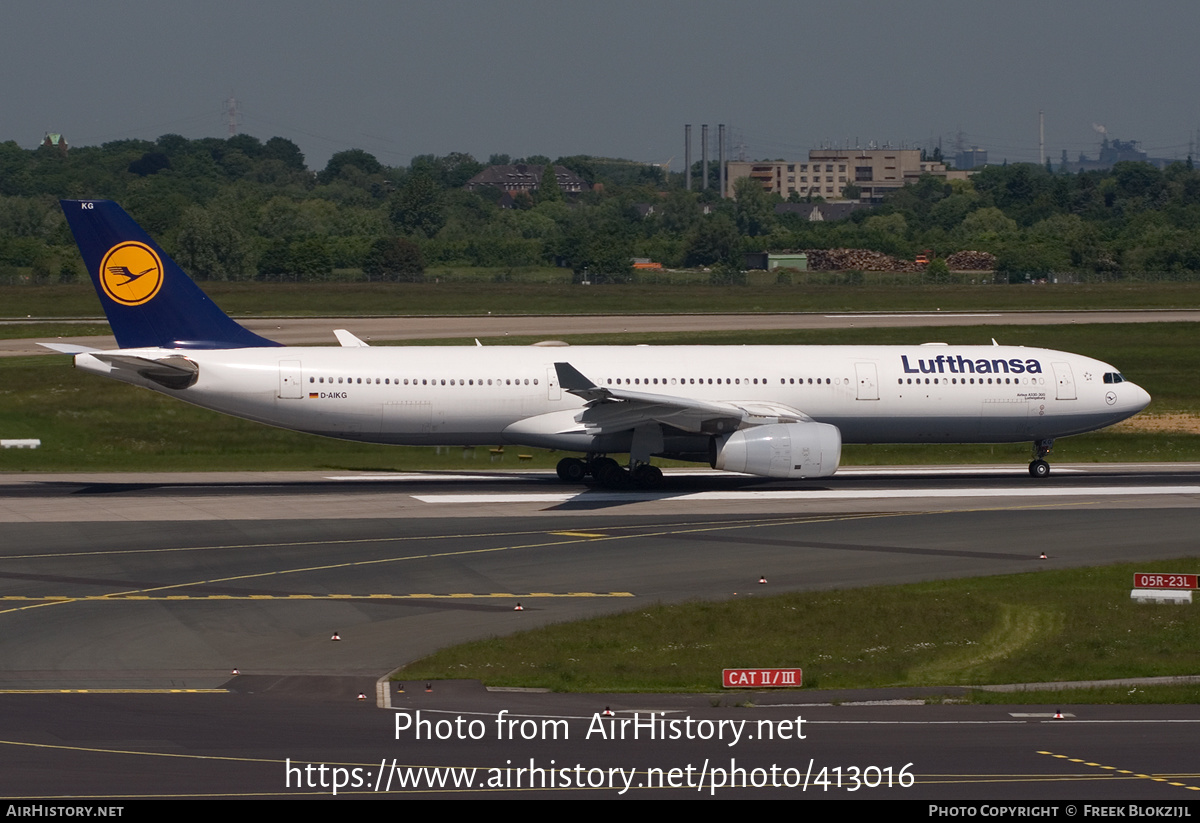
<box><xmin>224</xmin><ymin>96</ymin><xmax>241</xmax><ymax>136</ymax></box>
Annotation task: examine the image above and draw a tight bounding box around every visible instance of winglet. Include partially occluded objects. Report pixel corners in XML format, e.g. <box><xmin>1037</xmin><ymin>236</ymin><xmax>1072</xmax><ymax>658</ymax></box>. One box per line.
<box><xmin>555</xmin><ymin>362</ymin><xmax>596</xmax><ymax>391</ymax></box>
<box><xmin>333</xmin><ymin>329</ymin><xmax>370</xmax><ymax>347</ymax></box>
<box><xmin>59</xmin><ymin>200</ymin><xmax>279</xmax><ymax>350</ymax></box>
<box><xmin>555</xmin><ymin>362</ymin><xmax>612</xmax><ymax>402</ymax></box>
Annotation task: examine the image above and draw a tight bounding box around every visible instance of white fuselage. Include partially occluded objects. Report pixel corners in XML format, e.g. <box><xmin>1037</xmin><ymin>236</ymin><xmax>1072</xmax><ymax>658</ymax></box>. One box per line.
<box><xmin>75</xmin><ymin>343</ymin><xmax>1151</xmax><ymax>465</ymax></box>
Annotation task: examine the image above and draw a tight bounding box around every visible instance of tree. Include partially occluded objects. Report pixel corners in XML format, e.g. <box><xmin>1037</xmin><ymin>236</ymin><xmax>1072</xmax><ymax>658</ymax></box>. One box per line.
<box><xmin>363</xmin><ymin>237</ymin><xmax>424</xmax><ymax>281</ymax></box>
<box><xmin>128</xmin><ymin>152</ymin><xmax>170</xmax><ymax>176</ymax></box>
<box><xmin>585</xmin><ymin>231</ymin><xmax>633</xmax><ymax>282</ymax></box>
<box><xmin>924</xmin><ymin>257</ymin><xmax>951</xmax><ymax>283</ymax></box>
<box><xmin>957</xmin><ymin>206</ymin><xmax>1018</xmax><ymax>247</ymax></box>
<box><xmin>389</xmin><ymin>174</ymin><xmax>445</xmax><ymax>237</ymax></box>
<box><xmin>256</xmin><ymin>240</ymin><xmax>292</xmax><ymax>281</ymax></box>
<box><xmin>155</xmin><ymin>133</ymin><xmax>190</xmax><ymax>157</ymax></box>
<box><xmin>319</xmin><ymin>149</ymin><xmax>382</xmax><ymax>184</ymax></box>
<box><xmin>732</xmin><ymin>177</ymin><xmax>775</xmax><ymax>237</ymax></box>
<box><xmin>685</xmin><ymin>214</ymin><xmax>740</xmax><ymax>267</ymax></box>
<box><xmin>289</xmin><ymin>237</ymin><xmax>332</xmax><ymax>280</ymax></box>
<box><xmin>538</xmin><ymin>164</ymin><xmax>562</xmax><ymax>202</ymax></box>
<box><xmin>437</xmin><ymin>152</ymin><xmax>485</xmax><ymax>188</ymax></box>
<box><xmin>0</xmin><ymin>142</ymin><xmax>33</xmax><ymax>196</ymax></box>
<box><xmin>660</xmin><ymin>189</ymin><xmax>702</xmax><ymax>235</ymax></box>
<box><xmin>173</xmin><ymin>206</ymin><xmax>251</xmax><ymax>280</ymax></box>
<box><xmin>264</xmin><ymin>137</ymin><xmax>306</xmax><ymax>171</ymax></box>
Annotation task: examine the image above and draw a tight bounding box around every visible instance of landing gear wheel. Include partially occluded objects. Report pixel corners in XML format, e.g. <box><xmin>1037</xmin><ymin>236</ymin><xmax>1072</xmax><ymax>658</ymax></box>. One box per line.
<box><xmin>1029</xmin><ymin>459</ymin><xmax>1050</xmax><ymax>478</ymax></box>
<box><xmin>632</xmin><ymin>464</ymin><xmax>664</xmax><ymax>490</ymax></box>
<box><xmin>591</xmin><ymin>458</ymin><xmax>628</xmax><ymax>489</ymax></box>
<box><xmin>556</xmin><ymin>457</ymin><xmax>587</xmax><ymax>483</ymax></box>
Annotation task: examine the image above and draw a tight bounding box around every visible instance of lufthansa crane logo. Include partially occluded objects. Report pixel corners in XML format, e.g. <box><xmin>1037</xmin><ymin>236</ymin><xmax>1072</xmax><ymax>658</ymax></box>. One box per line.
<box><xmin>99</xmin><ymin>242</ymin><xmax>164</xmax><ymax>306</ymax></box>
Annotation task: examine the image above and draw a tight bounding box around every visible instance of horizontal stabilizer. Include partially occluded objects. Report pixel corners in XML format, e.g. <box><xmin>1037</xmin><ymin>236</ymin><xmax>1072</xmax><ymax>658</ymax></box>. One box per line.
<box><xmin>90</xmin><ymin>353</ymin><xmax>199</xmax><ymax>390</ymax></box>
<box><xmin>37</xmin><ymin>342</ymin><xmax>99</xmax><ymax>355</ymax></box>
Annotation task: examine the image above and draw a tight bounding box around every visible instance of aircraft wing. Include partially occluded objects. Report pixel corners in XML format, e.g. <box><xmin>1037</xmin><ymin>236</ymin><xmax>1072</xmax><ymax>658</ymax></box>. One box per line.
<box><xmin>554</xmin><ymin>362</ymin><xmax>811</xmax><ymax>435</ymax></box>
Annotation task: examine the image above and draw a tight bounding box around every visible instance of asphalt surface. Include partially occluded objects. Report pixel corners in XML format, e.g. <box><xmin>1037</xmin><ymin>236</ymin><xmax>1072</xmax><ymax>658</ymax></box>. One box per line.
<box><xmin>1</xmin><ymin>465</ymin><xmax>1199</xmax><ymax>799</ymax></box>
<box><xmin>6</xmin><ymin>308</ymin><xmax>1200</xmax><ymax>355</ymax></box>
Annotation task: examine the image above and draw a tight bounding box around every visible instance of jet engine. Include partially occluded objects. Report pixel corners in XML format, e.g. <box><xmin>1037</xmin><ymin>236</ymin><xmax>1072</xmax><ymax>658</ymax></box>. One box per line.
<box><xmin>711</xmin><ymin>422</ymin><xmax>842</xmax><ymax>479</ymax></box>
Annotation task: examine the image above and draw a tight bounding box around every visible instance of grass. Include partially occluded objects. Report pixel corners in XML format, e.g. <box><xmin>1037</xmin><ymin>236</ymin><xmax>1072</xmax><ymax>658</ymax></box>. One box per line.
<box><xmin>960</xmin><ymin>684</ymin><xmax>1200</xmax><ymax>705</ymax></box>
<box><xmin>4</xmin><ymin>279</ymin><xmax>1200</xmax><ymax>319</ymax></box>
<box><xmin>0</xmin><ymin>323</ymin><xmax>110</xmax><ymax>341</ymax></box>
<box><xmin>2</xmin><ymin>323</ymin><xmax>1199</xmax><ymax>472</ymax></box>
<box><xmin>393</xmin><ymin>559</ymin><xmax>1200</xmax><ymax>698</ymax></box>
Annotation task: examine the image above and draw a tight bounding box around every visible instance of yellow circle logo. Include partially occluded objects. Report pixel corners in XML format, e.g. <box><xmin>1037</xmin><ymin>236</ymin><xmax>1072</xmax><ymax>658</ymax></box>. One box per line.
<box><xmin>99</xmin><ymin>242</ymin><xmax>164</xmax><ymax>306</ymax></box>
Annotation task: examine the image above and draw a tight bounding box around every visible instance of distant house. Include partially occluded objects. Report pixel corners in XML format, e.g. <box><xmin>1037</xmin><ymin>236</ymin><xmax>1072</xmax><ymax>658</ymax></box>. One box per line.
<box><xmin>465</xmin><ymin>164</ymin><xmax>590</xmax><ymax>194</ymax></box>
<box><xmin>41</xmin><ymin>132</ymin><xmax>68</xmax><ymax>155</ymax></box>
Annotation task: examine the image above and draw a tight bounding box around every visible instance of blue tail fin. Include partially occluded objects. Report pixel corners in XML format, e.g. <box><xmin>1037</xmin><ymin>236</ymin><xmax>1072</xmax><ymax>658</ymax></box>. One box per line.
<box><xmin>60</xmin><ymin>199</ymin><xmax>279</xmax><ymax>349</ymax></box>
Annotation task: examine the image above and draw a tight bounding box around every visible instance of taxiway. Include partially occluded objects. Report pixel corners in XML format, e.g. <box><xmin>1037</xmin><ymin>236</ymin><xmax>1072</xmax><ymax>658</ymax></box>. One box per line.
<box><xmin>2</xmin><ymin>465</ymin><xmax>1198</xmax><ymax>799</ymax></box>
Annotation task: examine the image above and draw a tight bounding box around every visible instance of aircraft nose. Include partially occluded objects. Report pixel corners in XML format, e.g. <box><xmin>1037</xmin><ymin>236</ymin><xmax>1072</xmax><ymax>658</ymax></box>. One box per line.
<box><xmin>1126</xmin><ymin>383</ymin><xmax>1151</xmax><ymax>413</ymax></box>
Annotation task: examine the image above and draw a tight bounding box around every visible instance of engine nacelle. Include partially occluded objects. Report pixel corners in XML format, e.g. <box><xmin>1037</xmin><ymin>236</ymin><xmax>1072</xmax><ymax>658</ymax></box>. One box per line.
<box><xmin>711</xmin><ymin>422</ymin><xmax>842</xmax><ymax>478</ymax></box>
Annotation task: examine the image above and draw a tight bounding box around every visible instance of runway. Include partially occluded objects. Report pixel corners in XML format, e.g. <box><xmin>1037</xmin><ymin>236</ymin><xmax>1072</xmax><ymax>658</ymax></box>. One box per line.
<box><xmin>1</xmin><ymin>464</ymin><xmax>1198</xmax><ymax>799</ymax></box>
<box><xmin>5</xmin><ymin>308</ymin><xmax>1200</xmax><ymax>355</ymax></box>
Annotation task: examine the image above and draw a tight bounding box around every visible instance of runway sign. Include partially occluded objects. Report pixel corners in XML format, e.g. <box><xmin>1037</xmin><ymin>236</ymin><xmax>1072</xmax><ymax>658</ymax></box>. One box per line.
<box><xmin>723</xmin><ymin>668</ymin><xmax>802</xmax><ymax>688</ymax></box>
<box><xmin>1134</xmin><ymin>573</ymin><xmax>1197</xmax><ymax>589</ymax></box>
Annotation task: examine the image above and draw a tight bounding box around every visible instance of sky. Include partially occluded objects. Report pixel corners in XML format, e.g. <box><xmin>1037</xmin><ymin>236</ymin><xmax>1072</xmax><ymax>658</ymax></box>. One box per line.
<box><xmin>4</xmin><ymin>0</ymin><xmax>1199</xmax><ymax>172</ymax></box>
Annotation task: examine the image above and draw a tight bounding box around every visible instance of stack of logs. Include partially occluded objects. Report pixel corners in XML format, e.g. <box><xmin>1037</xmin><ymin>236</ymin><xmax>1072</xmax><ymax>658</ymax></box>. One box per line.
<box><xmin>943</xmin><ymin>250</ymin><xmax>997</xmax><ymax>270</ymax></box>
<box><xmin>798</xmin><ymin>248</ymin><xmax>997</xmax><ymax>272</ymax></box>
<box><xmin>803</xmin><ymin>249</ymin><xmax>919</xmax><ymax>272</ymax></box>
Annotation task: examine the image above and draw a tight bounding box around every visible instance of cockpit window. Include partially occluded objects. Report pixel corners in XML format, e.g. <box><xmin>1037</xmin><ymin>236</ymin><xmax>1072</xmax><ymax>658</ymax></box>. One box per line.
<box><xmin>1103</xmin><ymin>372</ymin><xmax>1126</xmax><ymax>384</ymax></box>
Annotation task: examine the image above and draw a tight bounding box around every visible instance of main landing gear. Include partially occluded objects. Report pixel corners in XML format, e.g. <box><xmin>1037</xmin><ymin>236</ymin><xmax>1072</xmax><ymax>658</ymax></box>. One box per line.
<box><xmin>1029</xmin><ymin>438</ymin><xmax>1054</xmax><ymax>478</ymax></box>
<box><xmin>554</xmin><ymin>456</ymin><xmax>588</xmax><ymax>483</ymax></box>
<box><xmin>555</xmin><ymin>455</ymin><xmax>665</xmax><ymax>489</ymax></box>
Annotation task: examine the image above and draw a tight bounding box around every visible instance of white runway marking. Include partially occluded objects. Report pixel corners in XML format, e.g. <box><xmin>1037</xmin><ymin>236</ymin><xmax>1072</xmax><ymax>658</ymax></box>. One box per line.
<box><xmin>326</xmin><ymin>473</ymin><xmax>524</xmax><ymax>482</ymax></box>
<box><xmin>412</xmin><ymin>485</ymin><xmax>1200</xmax><ymax>505</ymax></box>
<box><xmin>837</xmin><ymin>467</ymin><xmax>1084</xmax><ymax>476</ymax></box>
<box><xmin>328</xmin><ymin>467</ymin><xmax>1084</xmax><ymax>482</ymax></box>
<box><xmin>830</xmin><ymin>313</ymin><xmax>1002</xmax><ymax>318</ymax></box>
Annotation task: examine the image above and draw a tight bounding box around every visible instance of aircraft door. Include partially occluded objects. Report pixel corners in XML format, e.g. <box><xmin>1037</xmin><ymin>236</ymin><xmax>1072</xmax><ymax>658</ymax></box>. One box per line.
<box><xmin>546</xmin><ymin>366</ymin><xmax>561</xmax><ymax>401</ymax></box>
<box><xmin>278</xmin><ymin>359</ymin><xmax>303</xmax><ymax>399</ymax></box>
<box><xmin>855</xmin><ymin>362</ymin><xmax>879</xmax><ymax>400</ymax></box>
<box><xmin>1052</xmin><ymin>362</ymin><xmax>1077</xmax><ymax>400</ymax></box>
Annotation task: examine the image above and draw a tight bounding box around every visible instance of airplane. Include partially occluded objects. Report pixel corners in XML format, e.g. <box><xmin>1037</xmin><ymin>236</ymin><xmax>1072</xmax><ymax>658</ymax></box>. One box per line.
<box><xmin>49</xmin><ymin>199</ymin><xmax>1151</xmax><ymax>487</ymax></box>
